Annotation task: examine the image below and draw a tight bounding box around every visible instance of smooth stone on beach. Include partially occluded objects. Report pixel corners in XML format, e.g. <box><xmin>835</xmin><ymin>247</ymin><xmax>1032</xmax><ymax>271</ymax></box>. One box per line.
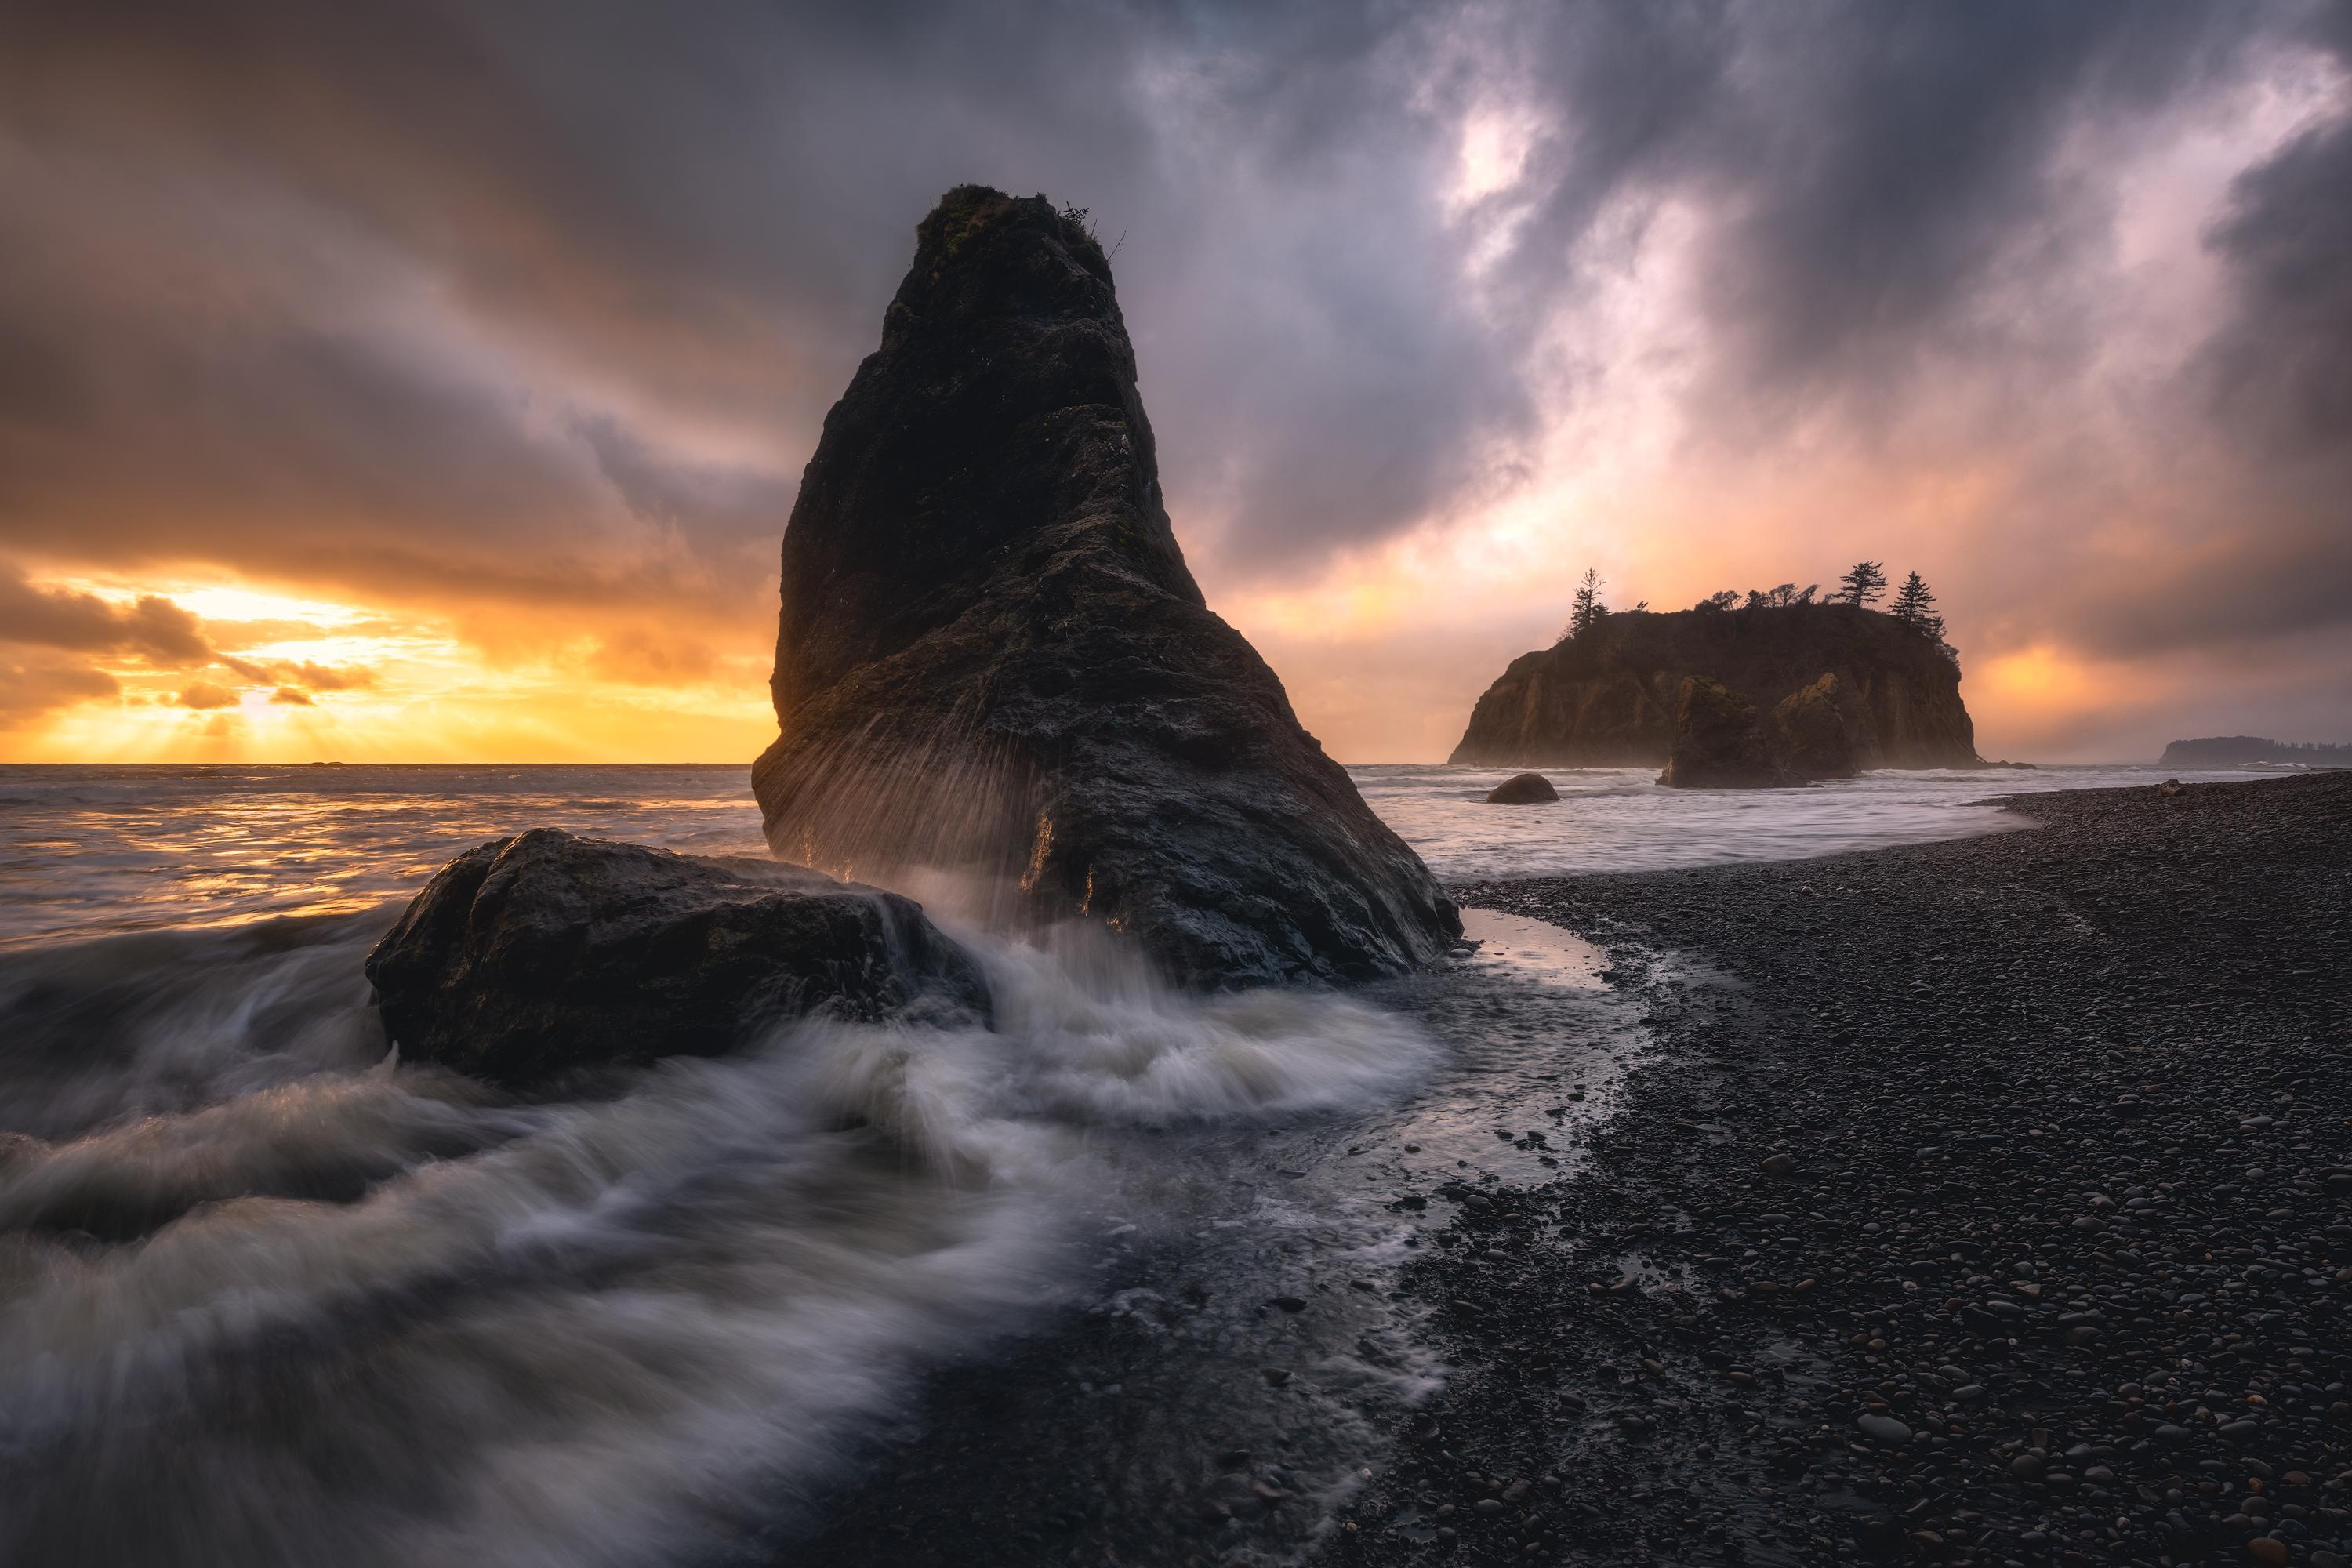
<box><xmin>1856</xmin><ymin>1414</ymin><xmax>1910</xmax><ymax>1446</ymax></box>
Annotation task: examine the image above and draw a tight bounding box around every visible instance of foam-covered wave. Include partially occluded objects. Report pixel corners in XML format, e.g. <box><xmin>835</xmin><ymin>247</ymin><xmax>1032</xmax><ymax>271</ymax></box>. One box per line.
<box><xmin>0</xmin><ymin>910</ymin><xmax>395</xmax><ymax>1138</ymax></box>
<box><xmin>0</xmin><ymin>905</ymin><xmax>1438</xmax><ymax>1567</ymax></box>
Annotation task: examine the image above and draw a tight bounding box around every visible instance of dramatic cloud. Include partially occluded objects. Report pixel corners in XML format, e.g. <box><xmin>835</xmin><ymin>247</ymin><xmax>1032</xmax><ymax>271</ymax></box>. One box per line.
<box><xmin>2201</xmin><ymin>8</ymin><xmax>2352</xmax><ymax>459</ymax></box>
<box><xmin>172</xmin><ymin>681</ymin><xmax>240</xmax><ymax>711</ymax></box>
<box><xmin>0</xmin><ymin>655</ymin><xmax>118</xmax><ymax>722</ymax></box>
<box><xmin>0</xmin><ymin>566</ymin><xmax>212</xmax><ymax>663</ymax></box>
<box><xmin>0</xmin><ymin>0</ymin><xmax>2344</xmax><ymax>760</ymax></box>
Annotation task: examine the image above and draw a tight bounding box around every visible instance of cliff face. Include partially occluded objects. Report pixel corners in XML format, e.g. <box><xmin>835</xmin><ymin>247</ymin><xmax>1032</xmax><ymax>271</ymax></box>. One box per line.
<box><xmin>1450</xmin><ymin>604</ymin><xmax>1980</xmax><ymax>769</ymax></box>
<box><xmin>752</xmin><ymin>187</ymin><xmax>1459</xmax><ymax>986</ymax></box>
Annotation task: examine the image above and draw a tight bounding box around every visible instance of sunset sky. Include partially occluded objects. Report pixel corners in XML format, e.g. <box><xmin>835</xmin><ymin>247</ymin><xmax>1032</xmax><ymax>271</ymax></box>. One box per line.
<box><xmin>2</xmin><ymin>1</ymin><xmax>2347</xmax><ymax>765</ymax></box>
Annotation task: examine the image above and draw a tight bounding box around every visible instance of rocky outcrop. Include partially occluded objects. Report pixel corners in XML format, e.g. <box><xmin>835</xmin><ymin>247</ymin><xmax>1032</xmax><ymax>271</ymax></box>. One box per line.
<box><xmin>1657</xmin><ymin>672</ymin><xmax>1871</xmax><ymax>789</ymax></box>
<box><xmin>1450</xmin><ymin>604</ymin><xmax>1980</xmax><ymax>770</ymax></box>
<box><xmin>1769</xmin><ymin>673</ymin><xmax>1862</xmax><ymax>781</ymax></box>
<box><xmin>365</xmin><ymin>829</ymin><xmax>987</xmax><ymax>1086</ymax></box>
<box><xmin>1657</xmin><ymin>677</ymin><xmax>1782</xmax><ymax>788</ymax></box>
<box><xmin>1485</xmin><ymin>771</ymin><xmax>1559</xmax><ymax>804</ymax></box>
<box><xmin>750</xmin><ymin>187</ymin><xmax>1459</xmax><ymax>987</ymax></box>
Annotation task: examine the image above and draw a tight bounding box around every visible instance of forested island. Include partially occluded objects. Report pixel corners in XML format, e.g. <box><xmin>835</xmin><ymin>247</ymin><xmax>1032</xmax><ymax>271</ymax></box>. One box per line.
<box><xmin>1450</xmin><ymin>567</ymin><xmax>1980</xmax><ymax>774</ymax></box>
<box><xmin>2160</xmin><ymin>735</ymin><xmax>2352</xmax><ymax>767</ymax></box>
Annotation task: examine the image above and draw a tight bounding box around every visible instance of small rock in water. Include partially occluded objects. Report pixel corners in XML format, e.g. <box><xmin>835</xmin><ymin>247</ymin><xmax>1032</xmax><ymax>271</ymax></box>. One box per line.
<box><xmin>1485</xmin><ymin>771</ymin><xmax>1560</xmax><ymax>804</ymax></box>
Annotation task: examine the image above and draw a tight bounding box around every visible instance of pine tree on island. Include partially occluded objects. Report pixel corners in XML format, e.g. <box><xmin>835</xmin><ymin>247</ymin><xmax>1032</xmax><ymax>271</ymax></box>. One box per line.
<box><xmin>1561</xmin><ymin>568</ymin><xmax>1609</xmax><ymax>641</ymax></box>
<box><xmin>1838</xmin><ymin>561</ymin><xmax>1888</xmax><ymax>606</ymax></box>
<box><xmin>1889</xmin><ymin>571</ymin><xmax>1936</xmax><ymax>630</ymax></box>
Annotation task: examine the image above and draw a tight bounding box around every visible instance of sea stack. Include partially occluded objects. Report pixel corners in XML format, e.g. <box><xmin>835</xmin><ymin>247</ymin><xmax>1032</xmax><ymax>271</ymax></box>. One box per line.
<box><xmin>1656</xmin><ymin>677</ymin><xmax>1784</xmax><ymax>788</ymax></box>
<box><xmin>1451</xmin><ymin>603</ymin><xmax>1981</xmax><ymax>770</ymax></box>
<box><xmin>752</xmin><ymin>187</ymin><xmax>1460</xmax><ymax>986</ymax></box>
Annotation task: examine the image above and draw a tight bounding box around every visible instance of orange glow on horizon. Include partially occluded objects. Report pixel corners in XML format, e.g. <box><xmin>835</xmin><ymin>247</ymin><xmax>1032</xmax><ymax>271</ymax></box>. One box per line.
<box><xmin>1</xmin><ymin>571</ymin><xmax>779</xmax><ymax>764</ymax></box>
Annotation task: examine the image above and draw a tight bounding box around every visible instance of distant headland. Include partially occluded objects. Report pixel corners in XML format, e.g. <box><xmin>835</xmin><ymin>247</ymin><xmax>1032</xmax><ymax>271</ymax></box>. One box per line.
<box><xmin>2159</xmin><ymin>735</ymin><xmax>2352</xmax><ymax>767</ymax></box>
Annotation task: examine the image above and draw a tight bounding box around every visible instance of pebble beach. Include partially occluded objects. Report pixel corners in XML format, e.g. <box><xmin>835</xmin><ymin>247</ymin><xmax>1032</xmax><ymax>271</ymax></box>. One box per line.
<box><xmin>1322</xmin><ymin>771</ymin><xmax>2352</xmax><ymax>1567</ymax></box>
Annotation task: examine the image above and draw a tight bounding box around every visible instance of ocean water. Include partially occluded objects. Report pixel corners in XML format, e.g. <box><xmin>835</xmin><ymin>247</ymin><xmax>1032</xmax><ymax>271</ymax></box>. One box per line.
<box><xmin>1354</xmin><ymin>759</ymin><xmax>2287</xmax><ymax>882</ymax></box>
<box><xmin>0</xmin><ymin>758</ymin><xmax>2288</xmax><ymax>1564</ymax></box>
<box><xmin>0</xmin><ymin>760</ymin><xmax>2277</xmax><ymax>948</ymax></box>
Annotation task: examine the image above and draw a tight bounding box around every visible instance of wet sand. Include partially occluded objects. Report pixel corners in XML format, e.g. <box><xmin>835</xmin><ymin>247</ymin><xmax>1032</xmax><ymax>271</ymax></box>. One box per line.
<box><xmin>1321</xmin><ymin>770</ymin><xmax>2352</xmax><ymax>1567</ymax></box>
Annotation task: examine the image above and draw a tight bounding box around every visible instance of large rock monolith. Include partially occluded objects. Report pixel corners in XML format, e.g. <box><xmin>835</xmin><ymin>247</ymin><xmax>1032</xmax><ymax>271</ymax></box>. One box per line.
<box><xmin>751</xmin><ymin>187</ymin><xmax>1458</xmax><ymax>986</ymax></box>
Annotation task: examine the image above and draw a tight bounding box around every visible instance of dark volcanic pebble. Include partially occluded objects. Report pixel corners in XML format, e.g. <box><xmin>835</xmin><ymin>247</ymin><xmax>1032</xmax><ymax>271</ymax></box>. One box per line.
<box><xmin>1322</xmin><ymin>771</ymin><xmax>2352</xmax><ymax>1568</ymax></box>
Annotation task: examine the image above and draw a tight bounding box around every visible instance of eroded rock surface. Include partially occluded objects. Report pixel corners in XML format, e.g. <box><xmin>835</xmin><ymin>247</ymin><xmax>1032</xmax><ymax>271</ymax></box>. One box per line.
<box><xmin>1656</xmin><ymin>677</ymin><xmax>1784</xmax><ymax>788</ymax></box>
<box><xmin>1769</xmin><ymin>672</ymin><xmax>1862</xmax><ymax>780</ymax></box>
<box><xmin>751</xmin><ymin>187</ymin><xmax>1458</xmax><ymax>986</ymax></box>
<box><xmin>366</xmin><ymin>829</ymin><xmax>986</xmax><ymax>1085</ymax></box>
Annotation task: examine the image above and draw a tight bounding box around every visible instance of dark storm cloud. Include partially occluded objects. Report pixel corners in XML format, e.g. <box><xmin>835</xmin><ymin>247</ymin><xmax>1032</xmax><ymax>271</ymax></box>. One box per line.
<box><xmin>0</xmin><ymin>0</ymin><xmax>2343</xmax><ymax>677</ymax></box>
<box><xmin>2201</xmin><ymin>4</ymin><xmax>2352</xmax><ymax>459</ymax></box>
<box><xmin>1672</xmin><ymin>3</ymin><xmax>2255</xmax><ymax>416</ymax></box>
<box><xmin>0</xmin><ymin>0</ymin><xmax>1515</xmax><ymax>577</ymax></box>
<box><xmin>1450</xmin><ymin>0</ymin><xmax>2351</xmax><ymax>675</ymax></box>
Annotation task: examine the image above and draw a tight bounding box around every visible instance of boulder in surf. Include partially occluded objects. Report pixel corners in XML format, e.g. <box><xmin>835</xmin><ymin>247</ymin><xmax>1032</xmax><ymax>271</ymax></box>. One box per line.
<box><xmin>366</xmin><ymin>829</ymin><xmax>988</xmax><ymax>1085</ymax></box>
<box><xmin>1484</xmin><ymin>771</ymin><xmax>1559</xmax><ymax>804</ymax></box>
